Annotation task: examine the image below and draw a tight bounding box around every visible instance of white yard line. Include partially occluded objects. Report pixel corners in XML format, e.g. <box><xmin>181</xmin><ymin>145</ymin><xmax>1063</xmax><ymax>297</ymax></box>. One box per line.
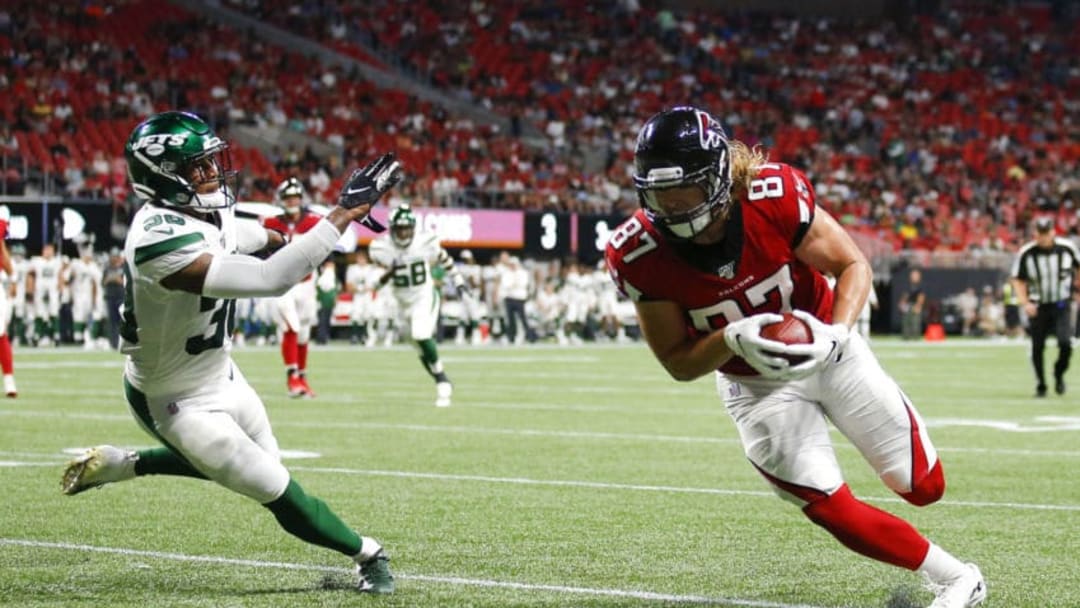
<box><xmin>285</xmin><ymin>466</ymin><xmax>1080</xmax><ymax>512</ymax></box>
<box><xmin>0</xmin><ymin>538</ymin><xmax>831</xmax><ymax>608</ymax></box>
<box><xmin>4</xmin><ymin>458</ymin><xmax>1078</xmax><ymax>512</ymax></box>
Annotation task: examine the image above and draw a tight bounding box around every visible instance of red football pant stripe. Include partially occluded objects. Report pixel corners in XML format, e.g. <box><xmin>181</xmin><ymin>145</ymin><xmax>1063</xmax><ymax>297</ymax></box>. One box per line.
<box><xmin>899</xmin><ymin>392</ymin><xmax>946</xmax><ymax>506</ymax></box>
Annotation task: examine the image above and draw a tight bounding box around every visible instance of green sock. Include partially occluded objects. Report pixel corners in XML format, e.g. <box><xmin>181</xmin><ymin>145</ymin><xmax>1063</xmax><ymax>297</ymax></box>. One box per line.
<box><xmin>264</xmin><ymin>479</ymin><xmax>362</xmax><ymax>556</ymax></box>
<box><xmin>134</xmin><ymin>447</ymin><xmax>207</xmax><ymax>479</ymax></box>
<box><xmin>417</xmin><ymin>339</ymin><xmax>444</xmax><ymax>379</ymax></box>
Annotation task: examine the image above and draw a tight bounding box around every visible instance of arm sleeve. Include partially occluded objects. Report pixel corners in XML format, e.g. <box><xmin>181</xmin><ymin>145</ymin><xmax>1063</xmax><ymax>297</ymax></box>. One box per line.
<box><xmin>235</xmin><ymin>218</ymin><xmax>270</xmax><ymax>254</ymax></box>
<box><xmin>202</xmin><ymin>220</ymin><xmax>340</xmax><ymax>298</ymax></box>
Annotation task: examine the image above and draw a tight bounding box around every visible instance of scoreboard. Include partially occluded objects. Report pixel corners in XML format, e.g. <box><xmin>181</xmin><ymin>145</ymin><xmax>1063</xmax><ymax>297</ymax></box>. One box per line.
<box><xmin>523</xmin><ymin>211</ymin><xmax>630</xmax><ymax>263</ymax></box>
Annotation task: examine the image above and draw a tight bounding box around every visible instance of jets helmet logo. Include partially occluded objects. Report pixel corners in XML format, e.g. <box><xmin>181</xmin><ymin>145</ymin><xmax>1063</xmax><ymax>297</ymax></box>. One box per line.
<box><xmin>131</xmin><ymin>133</ymin><xmax>189</xmax><ymax>157</ymax></box>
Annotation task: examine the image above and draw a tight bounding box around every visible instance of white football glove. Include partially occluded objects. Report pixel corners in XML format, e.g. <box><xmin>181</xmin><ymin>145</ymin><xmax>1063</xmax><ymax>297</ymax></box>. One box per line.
<box><xmin>767</xmin><ymin>310</ymin><xmax>852</xmax><ymax>381</ymax></box>
<box><xmin>722</xmin><ymin>313</ymin><xmax>796</xmax><ymax>378</ymax></box>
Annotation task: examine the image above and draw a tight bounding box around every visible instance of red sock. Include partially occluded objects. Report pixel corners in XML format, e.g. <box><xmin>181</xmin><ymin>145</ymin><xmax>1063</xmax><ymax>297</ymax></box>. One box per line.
<box><xmin>297</xmin><ymin>342</ymin><xmax>308</xmax><ymax>375</ymax></box>
<box><xmin>0</xmin><ymin>335</ymin><xmax>12</xmax><ymax>374</ymax></box>
<box><xmin>281</xmin><ymin>331</ymin><xmax>298</xmax><ymax>371</ymax></box>
<box><xmin>803</xmin><ymin>485</ymin><xmax>930</xmax><ymax>570</ymax></box>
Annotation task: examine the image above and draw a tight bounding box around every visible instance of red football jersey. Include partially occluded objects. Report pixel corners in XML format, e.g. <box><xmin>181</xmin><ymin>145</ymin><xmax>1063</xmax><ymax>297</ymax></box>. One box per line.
<box><xmin>605</xmin><ymin>163</ymin><xmax>833</xmax><ymax>376</ymax></box>
<box><xmin>263</xmin><ymin>210</ymin><xmax>324</xmax><ymax>281</ymax></box>
<box><xmin>263</xmin><ymin>210</ymin><xmax>323</xmax><ymax>240</ymax></box>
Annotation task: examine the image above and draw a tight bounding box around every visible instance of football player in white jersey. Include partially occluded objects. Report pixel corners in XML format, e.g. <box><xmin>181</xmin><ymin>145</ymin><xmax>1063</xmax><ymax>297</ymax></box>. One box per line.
<box><xmin>8</xmin><ymin>242</ymin><xmax>29</xmax><ymax>346</ymax></box>
<box><xmin>454</xmin><ymin>249</ymin><xmax>485</xmax><ymax>345</ymax></box>
<box><xmin>68</xmin><ymin>244</ymin><xmax>104</xmax><ymax>348</ymax></box>
<box><xmin>27</xmin><ymin>242</ymin><xmax>62</xmax><ymax>345</ymax></box>
<box><xmin>59</xmin><ymin>111</ymin><xmax>401</xmax><ymax>593</ymax></box>
<box><xmin>560</xmin><ymin>260</ymin><xmax>591</xmax><ymax>345</ymax></box>
<box><xmin>369</xmin><ymin>204</ymin><xmax>467</xmax><ymax>407</ymax></box>
<box><xmin>344</xmin><ymin>249</ymin><xmax>382</xmax><ymax>345</ymax></box>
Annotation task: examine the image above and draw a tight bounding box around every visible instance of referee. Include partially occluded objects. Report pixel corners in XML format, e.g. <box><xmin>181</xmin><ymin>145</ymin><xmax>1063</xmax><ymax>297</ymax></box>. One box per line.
<box><xmin>1010</xmin><ymin>216</ymin><xmax>1080</xmax><ymax>396</ymax></box>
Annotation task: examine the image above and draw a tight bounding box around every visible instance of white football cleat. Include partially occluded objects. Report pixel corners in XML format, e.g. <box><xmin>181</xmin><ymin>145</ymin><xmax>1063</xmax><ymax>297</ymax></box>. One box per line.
<box><xmin>435</xmin><ymin>381</ymin><xmax>453</xmax><ymax>408</ymax></box>
<box><xmin>3</xmin><ymin>374</ymin><xmax>16</xmax><ymax>398</ymax></box>
<box><xmin>61</xmin><ymin>445</ymin><xmax>138</xmax><ymax>495</ymax></box>
<box><xmin>927</xmin><ymin>563</ymin><xmax>986</xmax><ymax>608</ymax></box>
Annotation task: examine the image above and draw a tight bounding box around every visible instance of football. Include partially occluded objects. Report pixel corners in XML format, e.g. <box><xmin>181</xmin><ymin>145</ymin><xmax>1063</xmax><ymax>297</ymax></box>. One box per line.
<box><xmin>759</xmin><ymin>312</ymin><xmax>813</xmax><ymax>364</ymax></box>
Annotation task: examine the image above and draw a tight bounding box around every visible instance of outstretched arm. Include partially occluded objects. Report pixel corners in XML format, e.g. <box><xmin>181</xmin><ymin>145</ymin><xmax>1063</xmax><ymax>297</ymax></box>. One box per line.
<box><xmin>163</xmin><ymin>153</ymin><xmax>402</xmax><ymax>297</ymax></box>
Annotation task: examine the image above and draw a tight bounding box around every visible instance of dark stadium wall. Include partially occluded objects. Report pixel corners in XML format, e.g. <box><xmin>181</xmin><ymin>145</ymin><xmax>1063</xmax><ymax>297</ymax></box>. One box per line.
<box><xmin>887</xmin><ymin>266</ymin><xmax>1005</xmax><ymax>335</ymax></box>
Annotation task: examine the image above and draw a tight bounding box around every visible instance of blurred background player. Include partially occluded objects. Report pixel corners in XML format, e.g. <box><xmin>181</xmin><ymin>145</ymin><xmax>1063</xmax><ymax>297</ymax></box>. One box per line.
<box><xmin>263</xmin><ymin>177</ymin><xmax>321</xmax><ymax>398</ymax></box>
<box><xmin>561</xmin><ymin>260</ymin><xmax>590</xmax><ymax>345</ymax></box>
<box><xmin>344</xmin><ymin>249</ymin><xmax>382</xmax><ymax>346</ymax></box>
<box><xmin>101</xmin><ymin>247</ymin><xmax>125</xmax><ymax>350</ymax></box>
<box><xmin>7</xmin><ymin>243</ymin><xmax>29</xmax><ymax>347</ymax></box>
<box><xmin>370</xmin><ymin>204</ymin><xmax>468</xmax><ymax>407</ymax></box>
<box><xmin>0</xmin><ymin>208</ymin><xmax>16</xmax><ymax>396</ymax></box>
<box><xmin>27</xmin><ymin>242</ymin><xmax>62</xmax><ymax>346</ymax></box>
<box><xmin>68</xmin><ymin>239</ymin><xmax>104</xmax><ymax>349</ymax></box>
<box><xmin>497</xmin><ymin>254</ymin><xmax>533</xmax><ymax>345</ymax></box>
<box><xmin>314</xmin><ymin>257</ymin><xmax>338</xmax><ymax>345</ymax></box>
<box><xmin>454</xmin><ymin>249</ymin><xmax>485</xmax><ymax>345</ymax></box>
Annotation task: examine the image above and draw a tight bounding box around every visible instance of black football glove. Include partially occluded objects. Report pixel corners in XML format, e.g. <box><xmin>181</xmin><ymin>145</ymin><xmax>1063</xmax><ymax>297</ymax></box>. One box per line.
<box><xmin>339</xmin><ymin>153</ymin><xmax>403</xmax><ymax>232</ymax></box>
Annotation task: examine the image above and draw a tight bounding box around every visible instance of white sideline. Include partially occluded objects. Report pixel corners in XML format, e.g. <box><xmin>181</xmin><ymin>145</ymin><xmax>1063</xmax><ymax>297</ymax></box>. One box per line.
<box><xmin>0</xmin><ymin>538</ymin><xmax>830</xmax><ymax>608</ymax></box>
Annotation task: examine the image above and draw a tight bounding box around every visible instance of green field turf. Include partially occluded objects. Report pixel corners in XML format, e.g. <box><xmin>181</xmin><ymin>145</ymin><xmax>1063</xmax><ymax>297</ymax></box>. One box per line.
<box><xmin>1</xmin><ymin>339</ymin><xmax>1077</xmax><ymax>607</ymax></box>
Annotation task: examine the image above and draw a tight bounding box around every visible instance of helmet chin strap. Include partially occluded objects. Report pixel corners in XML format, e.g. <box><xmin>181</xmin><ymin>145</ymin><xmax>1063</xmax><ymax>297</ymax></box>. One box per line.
<box><xmin>191</xmin><ymin>189</ymin><xmax>231</xmax><ymax>211</ymax></box>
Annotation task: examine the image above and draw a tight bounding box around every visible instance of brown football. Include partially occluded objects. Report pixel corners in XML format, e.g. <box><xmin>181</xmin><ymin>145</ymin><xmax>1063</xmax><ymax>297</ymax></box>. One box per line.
<box><xmin>759</xmin><ymin>313</ymin><xmax>813</xmax><ymax>364</ymax></box>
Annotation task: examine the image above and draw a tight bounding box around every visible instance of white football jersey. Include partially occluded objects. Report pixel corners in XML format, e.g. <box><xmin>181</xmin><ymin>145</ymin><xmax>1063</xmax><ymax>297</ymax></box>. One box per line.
<box><xmin>345</xmin><ymin>262</ymin><xmax>382</xmax><ymax>296</ymax></box>
<box><xmin>122</xmin><ymin>204</ymin><xmax>265</xmax><ymax>395</ymax></box>
<box><xmin>69</xmin><ymin>257</ymin><xmax>103</xmax><ymax>301</ymax></box>
<box><xmin>29</xmin><ymin>254</ymin><xmax>62</xmax><ymax>293</ymax></box>
<box><xmin>369</xmin><ymin>231</ymin><xmax>443</xmax><ymax>304</ymax></box>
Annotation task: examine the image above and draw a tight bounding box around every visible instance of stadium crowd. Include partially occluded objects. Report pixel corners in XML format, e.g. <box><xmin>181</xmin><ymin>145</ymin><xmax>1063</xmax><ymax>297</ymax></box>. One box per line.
<box><xmin>1</xmin><ymin>0</ymin><xmax>1079</xmax><ymax>257</ymax></box>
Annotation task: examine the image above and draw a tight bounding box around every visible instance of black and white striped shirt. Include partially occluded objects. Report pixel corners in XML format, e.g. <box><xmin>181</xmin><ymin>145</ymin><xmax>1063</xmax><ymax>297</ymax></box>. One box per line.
<box><xmin>1011</xmin><ymin>238</ymin><xmax>1080</xmax><ymax>305</ymax></box>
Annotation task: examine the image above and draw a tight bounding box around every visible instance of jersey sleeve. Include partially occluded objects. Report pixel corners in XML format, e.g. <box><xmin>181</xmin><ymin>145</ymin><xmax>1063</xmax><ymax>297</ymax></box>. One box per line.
<box><xmin>604</xmin><ymin>212</ymin><xmax>663</xmax><ymax>303</ymax></box>
<box><xmin>368</xmin><ymin>238</ymin><xmax>394</xmax><ymax>268</ymax></box>
<box><xmin>262</xmin><ymin>215</ymin><xmax>288</xmax><ymax>238</ymax></box>
<box><xmin>235</xmin><ymin>218</ymin><xmax>269</xmax><ymax>255</ymax></box>
<box><xmin>131</xmin><ymin>219</ymin><xmax>211</xmax><ymax>283</ymax></box>
<box><xmin>754</xmin><ymin>164</ymin><xmax>816</xmax><ymax>249</ymax></box>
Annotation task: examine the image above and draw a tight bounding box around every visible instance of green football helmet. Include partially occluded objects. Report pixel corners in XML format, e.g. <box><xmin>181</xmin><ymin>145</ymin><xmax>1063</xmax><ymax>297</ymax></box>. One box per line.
<box><xmin>390</xmin><ymin>204</ymin><xmax>417</xmax><ymax>247</ymax></box>
<box><xmin>124</xmin><ymin>111</ymin><xmax>236</xmax><ymax>212</ymax></box>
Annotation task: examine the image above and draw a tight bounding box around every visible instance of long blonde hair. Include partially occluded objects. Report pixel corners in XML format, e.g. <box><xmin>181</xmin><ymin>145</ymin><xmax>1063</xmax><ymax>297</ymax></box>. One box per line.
<box><xmin>729</xmin><ymin>139</ymin><xmax>769</xmax><ymax>199</ymax></box>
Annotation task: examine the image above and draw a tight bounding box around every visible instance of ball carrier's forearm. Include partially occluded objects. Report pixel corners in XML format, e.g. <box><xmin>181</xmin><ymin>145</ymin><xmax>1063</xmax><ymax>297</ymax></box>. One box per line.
<box><xmin>831</xmin><ymin>259</ymin><xmax>872</xmax><ymax>328</ymax></box>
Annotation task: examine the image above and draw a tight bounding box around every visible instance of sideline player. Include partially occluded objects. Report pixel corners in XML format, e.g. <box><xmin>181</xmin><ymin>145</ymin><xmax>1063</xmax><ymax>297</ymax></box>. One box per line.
<box><xmin>264</xmin><ymin>178</ymin><xmax>321</xmax><ymax>397</ymax></box>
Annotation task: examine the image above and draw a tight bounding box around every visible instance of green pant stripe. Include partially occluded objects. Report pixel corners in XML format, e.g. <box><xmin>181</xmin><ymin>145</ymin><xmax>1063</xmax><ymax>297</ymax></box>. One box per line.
<box><xmin>123</xmin><ymin>378</ymin><xmax>208</xmax><ymax>481</ymax></box>
<box><xmin>124</xmin><ymin>378</ymin><xmax>186</xmax><ymax>457</ymax></box>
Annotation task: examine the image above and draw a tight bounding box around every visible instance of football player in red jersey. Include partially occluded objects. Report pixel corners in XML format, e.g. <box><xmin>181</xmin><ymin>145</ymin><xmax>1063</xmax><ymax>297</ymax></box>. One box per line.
<box><xmin>264</xmin><ymin>178</ymin><xmax>323</xmax><ymax>398</ymax></box>
<box><xmin>605</xmin><ymin>107</ymin><xmax>985</xmax><ymax>608</ymax></box>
